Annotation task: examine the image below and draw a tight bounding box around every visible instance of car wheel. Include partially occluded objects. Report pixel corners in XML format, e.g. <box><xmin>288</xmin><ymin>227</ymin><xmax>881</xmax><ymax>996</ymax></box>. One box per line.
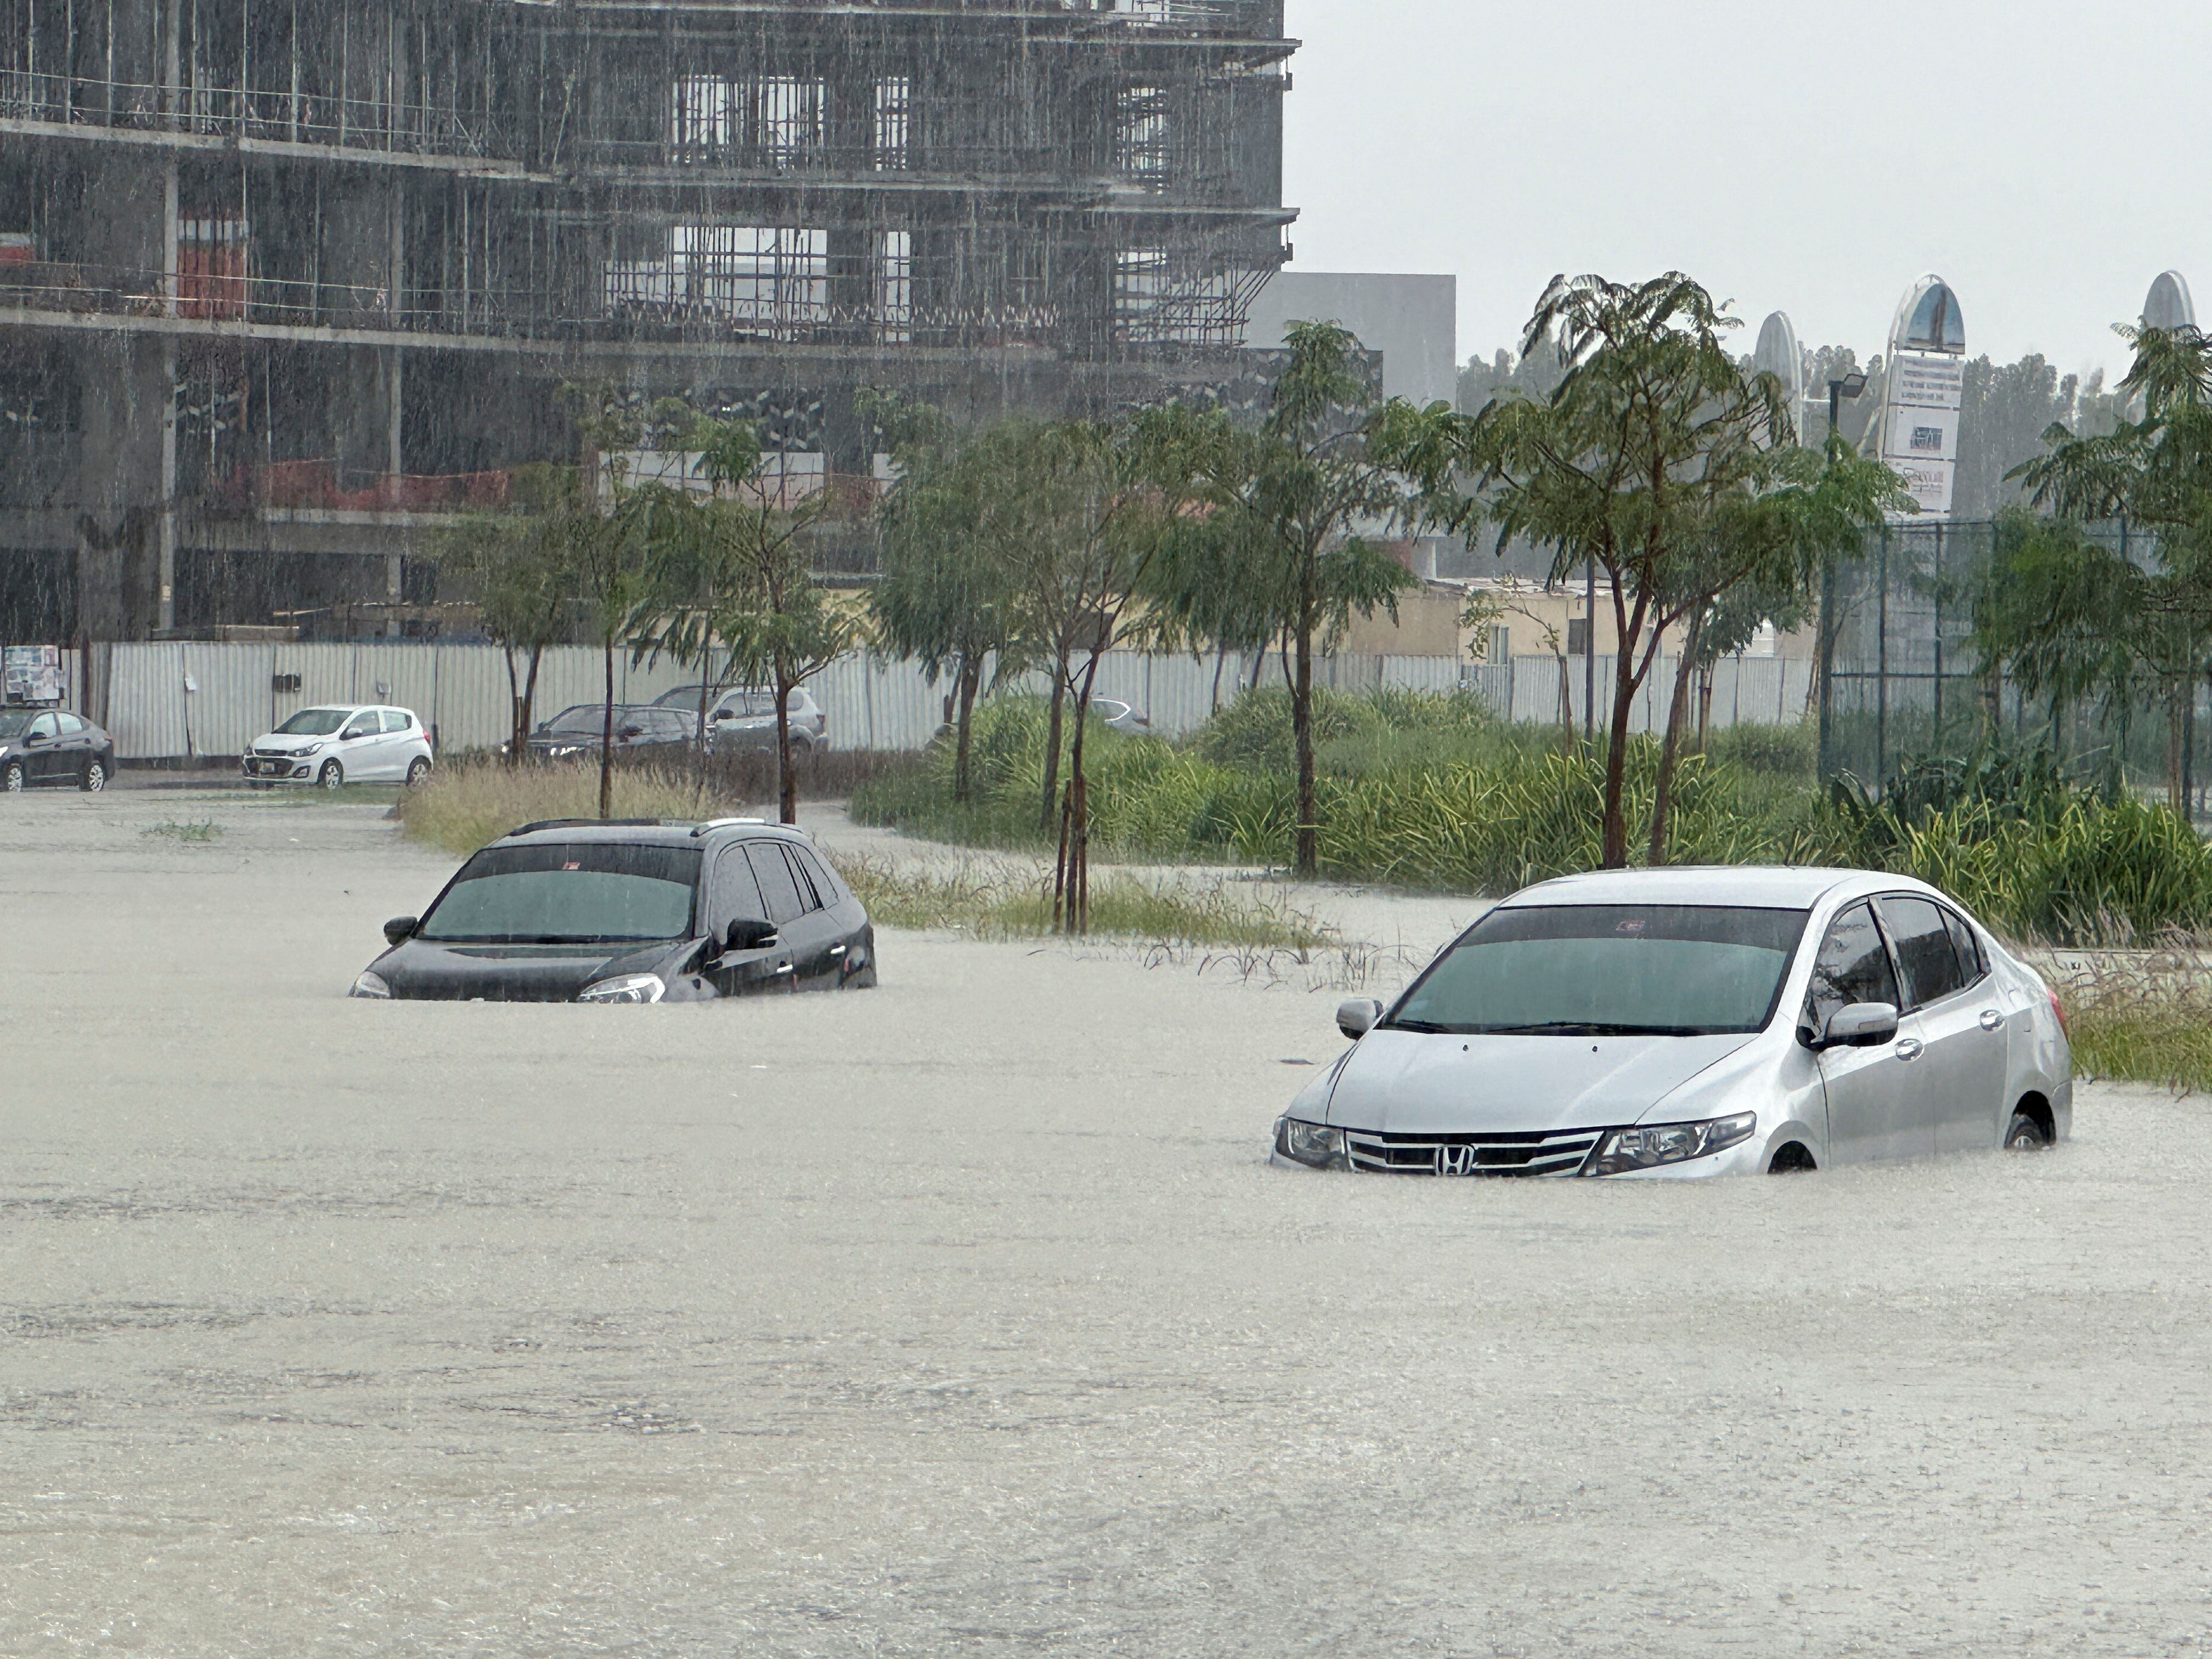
<box><xmin>2</xmin><ymin>760</ymin><xmax>23</xmax><ymax>792</ymax></box>
<box><xmin>1767</xmin><ymin>1142</ymin><xmax>1818</xmax><ymax>1174</ymax></box>
<box><xmin>80</xmin><ymin>758</ymin><xmax>107</xmax><ymax>792</ymax></box>
<box><xmin>405</xmin><ymin>757</ymin><xmax>432</xmax><ymax>786</ymax></box>
<box><xmin>318</xmin><ymin>760</ymin><xmax>344</xmax><ymax>789</ymax></box>
<box><xmin>2004</xmin><ymin>1110</ymin><xmax>2052</xmax><ymax>1150</ymax></box>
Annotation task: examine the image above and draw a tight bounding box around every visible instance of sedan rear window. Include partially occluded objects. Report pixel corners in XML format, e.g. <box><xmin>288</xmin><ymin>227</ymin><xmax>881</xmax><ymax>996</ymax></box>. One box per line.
<box><xmin>418</xmin><ymin>843</ymin><xmax>701</xmax><ymax>944</ymax></box>
<box><xmin>1386</xmin><ymin>905</ymin><xmax>1811</xmax><ymax>1037</ymax></box>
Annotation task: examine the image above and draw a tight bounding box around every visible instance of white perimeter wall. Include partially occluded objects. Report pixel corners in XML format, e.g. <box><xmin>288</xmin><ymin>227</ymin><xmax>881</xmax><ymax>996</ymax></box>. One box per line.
<box><xmin>79</xmin><ymin>642</ymin><xmax>1813</xmax><ymax>761</ymax></box>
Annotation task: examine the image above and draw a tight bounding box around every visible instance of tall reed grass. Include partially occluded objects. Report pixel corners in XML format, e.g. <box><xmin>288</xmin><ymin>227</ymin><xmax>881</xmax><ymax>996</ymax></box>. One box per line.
<box><xmin>393</xmin><ymin>757</ymin><xmax>740</xmax><ymax>856</ymax></box>
<box><xmin>853</xmin><ymin>691</ymin><xmax>2212</xmax><ymax>946</ymax></box>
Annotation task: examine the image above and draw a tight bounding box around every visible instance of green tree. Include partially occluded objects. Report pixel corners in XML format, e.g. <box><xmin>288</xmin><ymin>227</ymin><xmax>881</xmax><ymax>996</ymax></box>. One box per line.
<box><xmin>556</xmin><ymin>382</ymin><xmax>682</xmax><ymax>821</ymax></box>
<box><xmin>625</xmin><ymin>417</ymin><xmax>766</xmax><ymax>802</ymax></box>
<box><xmin>685</xmin><ymin>416</ymin><xmax>855</xmax><ymax>826</ymax></box>
<box><xmin>970</xmin><ymin>417</ymin><xmax>1181</xmax><ymax>925</ymax></box>
<box><xmin>440</xmin><ymin>462</ymin><xmax>585</xmax><ymax>764</ymax></box>
<box><xmin>1160</xmin><ymin>323</ymin><xmax>1413</xmax><ymax>877</ymax></box>
<box><xmin>870</xmin><ymin>406</ymin><xmax>1025</xmax><ymax>804</ymax></box>
<box><xmin>1953</xmin><ymin>354</ymin><xmax>2121</xmax><ymax>518</ymax></box>
<box><xmin>1383</xmin><ymin>273</ymin><xmax>1904</xmax><ymax>867</ymax></box>
<box><xmin>1981</xmin><ymin>324</ymin><xmax>2212</xmax><ymax>803</ymax></box>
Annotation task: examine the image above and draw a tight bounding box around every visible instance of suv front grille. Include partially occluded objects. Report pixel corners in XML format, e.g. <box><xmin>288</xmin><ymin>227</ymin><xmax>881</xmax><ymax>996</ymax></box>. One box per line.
<box><xmin>1344</xmin><ymin>1127</ymin><xmax>1608</xmax><ymax>1178</ymax></box>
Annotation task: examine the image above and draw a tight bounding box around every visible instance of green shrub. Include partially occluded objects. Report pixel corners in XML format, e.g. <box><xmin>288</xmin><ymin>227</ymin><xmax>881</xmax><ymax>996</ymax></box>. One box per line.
<box><xmin>851</xmin><ymin>685</ymin><xmax>2212</xmax><ymax>941</ymax></box>
<box><xmin>1704</xmin><ymin>720</ymin><xmax>1817</xmax><ymax>779</ymax></box>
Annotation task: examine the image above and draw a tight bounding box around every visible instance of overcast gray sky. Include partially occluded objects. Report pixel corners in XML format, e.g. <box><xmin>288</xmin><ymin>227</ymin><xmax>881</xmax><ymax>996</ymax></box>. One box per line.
<box><xmin>1282</xmin><ymin>0</ymin><xmax>2212</xmax><ymax>381</ymax></box>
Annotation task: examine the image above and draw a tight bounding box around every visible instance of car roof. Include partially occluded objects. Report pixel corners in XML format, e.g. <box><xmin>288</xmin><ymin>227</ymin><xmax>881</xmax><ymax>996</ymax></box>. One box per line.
<box><xmin>491</xmin><ymin>817</ymin><xmax>819</xmax><ymax>850</ymax></box>
<box><xmin>1501</xmin><ymin>866</ymin><xmax>1886</xmax><ymax>910</ymax></box>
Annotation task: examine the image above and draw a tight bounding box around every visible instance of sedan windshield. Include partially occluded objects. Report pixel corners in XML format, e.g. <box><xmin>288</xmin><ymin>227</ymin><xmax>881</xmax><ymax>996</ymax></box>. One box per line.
<box><xmin>0</xmin><ymin>710</ymin><xmax>32</xmax><ymax>740</ymax></box>
<box><xmin>275</xmin><ymin>708</ymin><xmax>350</xmax><ymax>736</ymax></box>
<box><xmin>417</xmin><ymin>843</ymin><xmax>701</xmax><ymax>944</ymax></box>
<box><xmin>1386</xmin><ymin>904</ymin><xmax>1810</xmax><ymax>1037</ymax></box>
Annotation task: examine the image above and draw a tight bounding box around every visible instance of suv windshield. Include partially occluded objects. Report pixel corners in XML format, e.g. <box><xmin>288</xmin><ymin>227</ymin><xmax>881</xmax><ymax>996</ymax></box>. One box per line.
<box><xmin>275</xmin><ymin>708</ymin><xmax>350</xmax><ymax>736</ymax></box>
<box><xmin>417</xmin><ymin>843</ymin><xmax>701</xmax><ymax>944</ymax></box>
<box><xmin>1385</xmin><ymin>904</ymin><xmax>1810</xmax><ymax>1037</ymax></box>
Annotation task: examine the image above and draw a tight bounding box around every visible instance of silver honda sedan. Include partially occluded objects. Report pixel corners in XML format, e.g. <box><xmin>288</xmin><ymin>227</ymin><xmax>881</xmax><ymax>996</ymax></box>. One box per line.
<box><xmin>1273</xmin><ymin>868</ymin><xmax>2072</xmax><ymax>1179</ymax></box>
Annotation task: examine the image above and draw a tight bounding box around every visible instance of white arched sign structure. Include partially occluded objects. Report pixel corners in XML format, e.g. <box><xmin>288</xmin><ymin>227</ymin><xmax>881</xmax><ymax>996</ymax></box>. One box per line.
<box><xmin>1752</xmin><ymin>311</ymin><xmax>1807</xmax><ymax>437</ymax></box>
<box><xmin>1877</xmin><ymin>275</ymin><xmax>1967</xmax><ymax>518</ymax></box>
<box><xmin>2143</xmin><ymin>270</ymin><xmax>2196</xmax><ymax>332</ymax></box>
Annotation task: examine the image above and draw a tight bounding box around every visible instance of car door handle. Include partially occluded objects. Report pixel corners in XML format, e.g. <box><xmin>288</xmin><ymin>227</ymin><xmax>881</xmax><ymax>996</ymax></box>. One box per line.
<box><xmin>1894</xmin><ymin>1037</ymin><xmax>1923</xmax><ymax>1062</ymax></box>
<box><xmin>828</xmin><ymin>944</ymin><xmax>846</xmax><ymax>957</ymax></box>
<box><xmin>775</xmin><ymin>962</ymin><xmax>793</xmax><ymax>974</ymax></box>
<box><xmin>1979</xmin><ymin>1009</ymin><xmax>2005</xmax><ymax>1031</ymax></box>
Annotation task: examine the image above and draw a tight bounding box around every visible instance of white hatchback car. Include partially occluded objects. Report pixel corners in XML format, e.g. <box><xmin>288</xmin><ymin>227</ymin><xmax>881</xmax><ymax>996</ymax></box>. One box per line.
<box><xmin>243</xmin><ymin>705</ymin><xmax>434</xmax><ymax>788</ymax></box>
<box><xmin>1276</xmin><ymin>867</ymin><xmax>2072</xmax><ymax>1180</ymax></box>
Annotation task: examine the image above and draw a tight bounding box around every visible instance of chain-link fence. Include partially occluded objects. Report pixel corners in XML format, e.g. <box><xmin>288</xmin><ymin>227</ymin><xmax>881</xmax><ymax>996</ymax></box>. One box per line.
<box><xmin>1818</xmin><ymin>518</ymin><xmax>2207</xmax><ymax>814</ymax></box>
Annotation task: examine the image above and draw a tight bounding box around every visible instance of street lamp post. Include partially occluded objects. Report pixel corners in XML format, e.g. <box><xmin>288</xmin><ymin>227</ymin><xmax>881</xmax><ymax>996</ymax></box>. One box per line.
<box><xmin>1816</xmin><ymin>371</ymin><xmax>1870</xmax><ymax>785</ymax></box>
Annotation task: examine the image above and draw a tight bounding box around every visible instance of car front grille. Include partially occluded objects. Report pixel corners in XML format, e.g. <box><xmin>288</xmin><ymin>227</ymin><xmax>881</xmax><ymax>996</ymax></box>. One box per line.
<box><xmin>1344</xmin><ymin>1127</ymin><xmax>1609</xmax><ymax>1178</ymax></box>
<box><xmin>251</xmin><ymin>747</ymin><xmax>295</xmax><ymax>758</ymax></box>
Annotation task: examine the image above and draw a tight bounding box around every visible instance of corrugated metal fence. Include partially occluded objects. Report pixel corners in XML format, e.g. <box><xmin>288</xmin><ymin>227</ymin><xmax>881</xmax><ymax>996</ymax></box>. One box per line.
<box><xmin>44</xmin><ymin>641</ymin><xmax>1813</xmax><ymax>761</ymax></box>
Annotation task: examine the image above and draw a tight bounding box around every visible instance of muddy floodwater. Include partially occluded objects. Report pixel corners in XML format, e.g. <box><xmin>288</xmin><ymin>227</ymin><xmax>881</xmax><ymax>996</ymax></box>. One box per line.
<box><xmin>3</xmin><ymin>791</ymin><xmax>2209</xmax><ymax>1656</ymax></box>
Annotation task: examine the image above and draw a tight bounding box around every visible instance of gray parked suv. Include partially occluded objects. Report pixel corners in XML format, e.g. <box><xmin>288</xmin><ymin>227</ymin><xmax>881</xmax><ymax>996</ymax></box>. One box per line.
<box><xmin>653</xmin><ymin>685</ymin><xmax>829</xmax><ymax>757</ymax></box>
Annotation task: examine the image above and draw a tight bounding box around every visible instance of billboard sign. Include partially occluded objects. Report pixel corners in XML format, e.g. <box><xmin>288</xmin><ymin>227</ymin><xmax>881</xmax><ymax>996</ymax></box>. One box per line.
<box><xmin>3</xmin><ymin>645</ymin><xmax>65</xmax><ymax>705</ymax></box>
<box><xmin>1878</xmin><ymin>275</ymin><xmax>1967</xmax><ymax>518</ymax></box>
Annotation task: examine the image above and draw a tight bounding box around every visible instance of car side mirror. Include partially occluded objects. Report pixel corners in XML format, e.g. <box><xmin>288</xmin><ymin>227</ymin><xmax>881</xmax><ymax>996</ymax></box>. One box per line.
<box><xmin>1336</xmin><ymin>997</ymin><xmax>1384</xmax><ymax>1040</ymax></box>
<box><xmin>1821</xmin><ymin>1001</ymin><xmax>1899</xmax><ymax>1050</ymax></box>
<box><xmin>724</xmin><ymin>917</ymin><xmax>781</xmax><ymax>952</ymax></box>
<box><xmin>383</xmin><ymin>915</ymin><xmax>418</xmax><ymax>945</ymax></box>
<box><xmin>713</xmin><ymin>708</ymin><xmax>736</xmax><ymax>720</ymax></box>
<box><xmin>618</xmin><ymin>725</ymin><xmax>644</xmax><ymax>740</ymax></box>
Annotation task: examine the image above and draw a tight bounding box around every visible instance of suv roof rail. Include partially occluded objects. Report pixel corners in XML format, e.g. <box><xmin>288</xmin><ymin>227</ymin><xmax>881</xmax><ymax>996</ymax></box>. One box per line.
<box><xmin>504</xmin><ymin>817</ymin><xmax>669</xmax><ymax>837</ymax></box>
<box><xmin>689</xmin><ymin>816</ymin><xmax>771</xmax><ymax>837</ymax></box>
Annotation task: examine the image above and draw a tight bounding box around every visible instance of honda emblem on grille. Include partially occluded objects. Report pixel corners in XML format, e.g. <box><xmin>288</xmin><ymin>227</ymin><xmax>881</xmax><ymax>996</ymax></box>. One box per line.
<box><xmin>1436</xmin><ymin>1144</ymin><xmax>1476</xmax><ymax>1177</ymax></box>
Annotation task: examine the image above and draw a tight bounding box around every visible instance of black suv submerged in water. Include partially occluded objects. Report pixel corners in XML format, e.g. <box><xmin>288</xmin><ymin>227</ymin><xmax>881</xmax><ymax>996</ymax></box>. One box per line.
<box><xmin>352</xmin><ymin>818</ymin><xmax>875</xmax><ymax>1002</ymax></box>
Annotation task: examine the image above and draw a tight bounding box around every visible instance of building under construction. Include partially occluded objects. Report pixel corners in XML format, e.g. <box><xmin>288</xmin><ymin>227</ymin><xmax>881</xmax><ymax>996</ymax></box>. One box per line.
<box><xmin>0</xmin><ymin>0</ymin><xmax>1295</xmax><ymax>641</ymax></box>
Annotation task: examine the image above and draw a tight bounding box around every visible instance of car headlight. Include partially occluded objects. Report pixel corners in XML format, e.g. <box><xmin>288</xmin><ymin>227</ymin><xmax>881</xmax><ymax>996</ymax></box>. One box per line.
<box><xmin>1592</xmin><ymin>1111</ymin><xmax>1757</xmax><ymax>1175</ymax></box>
<box><xmin>1275</xmin><ymin>1116</ymin><xmax>1346</xmax><ymax>1169</ymax></box>
<box><xmin>578</xmin><ymin>973</ymin><xmax>665</xmax><ymax>1005</ymax></box>
<box><xmin>350</xmin><ymin>970</ymin><xmax>392</xmax><ymax>999</ymax></box>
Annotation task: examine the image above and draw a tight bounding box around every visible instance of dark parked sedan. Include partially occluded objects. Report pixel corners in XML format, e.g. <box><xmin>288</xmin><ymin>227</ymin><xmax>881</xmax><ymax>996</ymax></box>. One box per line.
<box><xmin>523</xmin><ymin>704</ymin><xmax>697</xmax><ymax>765</ymax></box>
<box><xmin>0</xmin><ymin>708</ymin><xmax>115</xmax><ymax>792</ymax></box>
<box><xmin>350</xmin><ymin>817</ymin><xmax>877</xmax><ymax>1002</ymax></box>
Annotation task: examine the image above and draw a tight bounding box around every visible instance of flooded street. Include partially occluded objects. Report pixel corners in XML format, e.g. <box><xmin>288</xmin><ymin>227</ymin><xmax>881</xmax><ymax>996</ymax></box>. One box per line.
<box><xmin>4</xmin><ymin>793</ymin><xmax>2210</xmax><ymax>1656</ymax></box>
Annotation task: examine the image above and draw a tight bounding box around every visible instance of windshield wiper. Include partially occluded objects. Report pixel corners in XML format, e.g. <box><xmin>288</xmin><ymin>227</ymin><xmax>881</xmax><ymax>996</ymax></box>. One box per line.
<box><xmin>1380</xmin><ymin>1018</ymin><xmax>1455</xmax><ymax>1033</ymax></box>
<box><xmin>1483</xmin><ymin>1022</ymin><xmax>1663</xmax><ymax>1036</ymax></box>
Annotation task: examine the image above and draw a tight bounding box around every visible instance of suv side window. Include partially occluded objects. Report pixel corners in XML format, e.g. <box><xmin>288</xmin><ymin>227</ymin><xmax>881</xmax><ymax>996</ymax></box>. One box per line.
<box><xmin>1942</xmin><ymin>909</ymin><xmax>1985</xmax><ymax>986</ymax></box>
<box><xmin>789</xmin><ymin>846</ymin><xmax>838</xmax><ymax>910</ymax></box>
<box><xmin>1803</xmin><ymin>901</ymin><xmax>1900</xmax><ymax>1040</ymax></box>
<box><xmin>745</xmin><ymin>844</ymin><xmax>807</xmax><ymax>926</ymax></box>
<box><xmin>1878</xmin><ymin>896</ymin><xmax>1967</xmax><ymax>1009</ymax></box>
<box><xmin>710</xmin><ymin>845</ymin><xmax>768</xmax><ymax>935</ymax></box>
